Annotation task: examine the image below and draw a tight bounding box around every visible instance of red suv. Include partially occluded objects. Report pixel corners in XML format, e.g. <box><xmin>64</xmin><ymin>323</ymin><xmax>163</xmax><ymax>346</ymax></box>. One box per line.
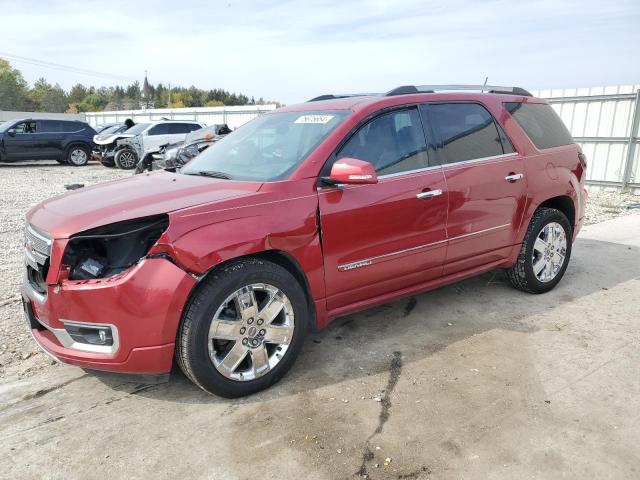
<box><xmin>22</xmin><ymin>85</ymin><xmax>587</xmax><ymax>397</ymax></box>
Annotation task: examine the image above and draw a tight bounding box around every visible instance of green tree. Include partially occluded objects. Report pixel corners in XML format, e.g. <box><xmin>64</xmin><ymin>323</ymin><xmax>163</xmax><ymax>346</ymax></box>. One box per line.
<box><xmin>68</xmin><ymin>83</ymin><xmax>88</xmax><ymax>104</ymax></box>
<box><xmin>28</xmin><ymin>78</ymin><xmax>69</xmax><ymax>112</ymax></box>
<box><xmin>0</xmin><ymin>58</ymin><xmax>30</xmax><ymax>110</ymax></box>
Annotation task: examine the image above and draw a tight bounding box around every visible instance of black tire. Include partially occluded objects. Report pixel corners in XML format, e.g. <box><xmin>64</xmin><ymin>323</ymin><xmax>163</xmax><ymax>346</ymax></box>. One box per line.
<box><xmin>100</xmin><ymin>157</ymin><xmax>116</xmax><ymax>168</ymax></box>
<box><xmin>176</xmin><ymin>258</ymin><xmax>309</xmax><ymax>397</ymax></box>
<box><xmin>66</xmin><ymin>144</ymin><xmax>90</xmax><ymax>166</ymax></box>
<box><xmin>114</xmin><ymin>148</ymin><xmax>138</xmax><ymax>169</ymax></box>
<box><xmin>506</xmin><ymin>207</ymin><xmax>572</xmax><ymax>294</ymax></box>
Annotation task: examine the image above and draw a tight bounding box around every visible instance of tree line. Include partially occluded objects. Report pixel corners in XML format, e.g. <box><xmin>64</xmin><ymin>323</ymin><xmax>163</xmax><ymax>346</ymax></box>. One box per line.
<box><xmin>0</xmin><ymin>58</ymin><xmax>279</xmax><ymax>113</ymax></box>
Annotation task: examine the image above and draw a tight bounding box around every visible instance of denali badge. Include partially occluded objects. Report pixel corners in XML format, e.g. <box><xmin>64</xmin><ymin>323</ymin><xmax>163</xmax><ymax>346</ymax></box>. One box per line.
<box><xmin>338</xmin><ymin>259</ymin><xmax>373</xmax><ymax>271</ymax></box>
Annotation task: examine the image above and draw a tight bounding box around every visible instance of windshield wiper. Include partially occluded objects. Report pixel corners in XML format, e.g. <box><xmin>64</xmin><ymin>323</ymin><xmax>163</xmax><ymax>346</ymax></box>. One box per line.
<box><xmin>186</xmin><ymin>170</ymin><xmax>233</xmax><ymax>180</ymax></box>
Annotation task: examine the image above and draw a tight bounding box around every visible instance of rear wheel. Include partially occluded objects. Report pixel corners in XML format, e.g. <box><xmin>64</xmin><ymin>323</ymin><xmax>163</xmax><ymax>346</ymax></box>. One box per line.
<box><xmin>506</xmin><ymin>207</ymin><xmax>572</xmax><ymax>294</ymax></box>
<box><xmin>114</xmin><ymin>148</ymin><xmax>138</xmax><ymax>169</ymax></box>
<box><xmin>176</xmin><ymin>258</ymin><xmax>308</xmax><ymax>397</ymax></box>
<box><xmin>66</xmin><ymin>145</ymin><xmax>90</xmax><ymax>166</ymax></box>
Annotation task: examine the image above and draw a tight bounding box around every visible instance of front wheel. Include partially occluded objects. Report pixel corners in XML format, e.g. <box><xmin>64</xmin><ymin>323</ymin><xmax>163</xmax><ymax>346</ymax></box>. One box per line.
<box><xmin>176</xmin><ymin>259</ymin><xmax>309</xmax><ymax>397</ymax></box>
<box><xmin>114</xmin><ymin>148</ymin><xmax>138</xmax><ymax>169</ymax></box>
<box><xmin>506</xmin><ymin>207</ymin><xmax>572</xmax><ymax>294</ymax></box>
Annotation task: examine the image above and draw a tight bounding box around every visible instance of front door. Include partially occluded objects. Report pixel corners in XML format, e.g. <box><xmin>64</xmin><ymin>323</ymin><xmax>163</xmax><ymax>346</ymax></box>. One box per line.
<box><xmin>319</xmin><ymin>107</ymin><xmax>448</xmax><ymax>311</ymax></box>
<box><xmin>4</xmin><ymin>120</ymin><xmax>40</xmax><ymax>160</ymax></box>
<box><xmin>421</xmin><ymin>102</ymin><xmax>527</xmax><ymax>275</ymax></box>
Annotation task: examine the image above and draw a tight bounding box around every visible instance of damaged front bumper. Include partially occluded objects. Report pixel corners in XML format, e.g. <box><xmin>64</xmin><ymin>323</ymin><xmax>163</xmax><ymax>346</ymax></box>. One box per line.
<box><xmin>22</xmin><ymin>257</ymin><xmax>196</xmax><ymax>375</ymax></box>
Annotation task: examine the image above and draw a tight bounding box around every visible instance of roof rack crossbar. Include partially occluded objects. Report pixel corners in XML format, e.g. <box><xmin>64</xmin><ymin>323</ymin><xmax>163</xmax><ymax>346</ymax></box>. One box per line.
<box><xmin>385</xmin><ymin>85</ymin><xmax>533</xmax><ymax>97</ymax></box>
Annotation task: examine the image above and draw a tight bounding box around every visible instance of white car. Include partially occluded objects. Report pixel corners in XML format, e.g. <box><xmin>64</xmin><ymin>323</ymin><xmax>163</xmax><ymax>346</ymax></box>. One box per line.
<box><xmin>97</xmin><ymin>120</ymin><xmax>206</xmax><ymax>169</ymax></box>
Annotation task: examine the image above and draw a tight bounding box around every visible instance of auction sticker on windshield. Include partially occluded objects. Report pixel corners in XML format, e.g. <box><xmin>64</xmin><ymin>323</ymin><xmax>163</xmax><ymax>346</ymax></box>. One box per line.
<box><xmin>294</xmin><ymin>114</ymin><xmax>334</xmax><ymax>124</ymax></box>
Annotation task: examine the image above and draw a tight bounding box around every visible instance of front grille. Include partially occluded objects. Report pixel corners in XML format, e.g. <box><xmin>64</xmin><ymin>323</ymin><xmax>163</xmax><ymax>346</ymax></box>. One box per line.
<box><xmin>24</xmin><ymin>224</ymin><xmax>52</xmax><ymax>295</ymax></box>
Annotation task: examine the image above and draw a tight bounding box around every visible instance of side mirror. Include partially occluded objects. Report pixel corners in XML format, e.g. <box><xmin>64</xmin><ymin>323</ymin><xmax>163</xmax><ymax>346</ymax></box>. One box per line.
<box><xmin>322</xmin><ymin>157</ymin><xmax>378</xmax><ymax>185</ymax></box>
<box><xmin>7</xmin><ymin>129</ymin><xmax>16</xmax><ymax>136</ymax></box>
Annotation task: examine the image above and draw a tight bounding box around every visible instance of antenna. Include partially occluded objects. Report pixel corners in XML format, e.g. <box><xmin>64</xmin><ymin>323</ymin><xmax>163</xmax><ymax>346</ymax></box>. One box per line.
<box><xmin>481</xmin><ymin>76</ymin><xmax>488</xmax><ymax>93</ymax></box>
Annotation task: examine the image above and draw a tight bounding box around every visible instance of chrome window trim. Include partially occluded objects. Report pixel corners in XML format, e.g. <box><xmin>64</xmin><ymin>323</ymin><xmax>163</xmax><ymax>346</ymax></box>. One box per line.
<box><xmin>439</xmin><ymin>152</ymin><xmax>519</xmax><ymax>169</ymax></box>
<box><xmin>377</xmin><ymin>164</ymin><xmax>442</xmax><ymax>179</ymax></box>
<box><xmin>337</xmin><ymin>223</ymin><xmax>511</xmax><ymax>271</ymax></box>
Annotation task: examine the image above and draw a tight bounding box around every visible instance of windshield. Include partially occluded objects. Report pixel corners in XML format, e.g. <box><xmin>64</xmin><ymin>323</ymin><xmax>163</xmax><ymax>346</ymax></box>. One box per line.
<box><xmin>181</xmin><ymin>111</ymin><xmax>350</xmax><ymax>181</ymax></box>
<box><xmin>99</xmin><ymin>125</ymin><xmax>124</xmax><ymax>135</ymax></box>
<box><xmin>0</xmin><ymin>121</ymin><xmax>18</xmax><ymax>133</ymax></box>
<box><xmin>125</xmin><ymin>123</ymin><xmax>150</xmax><ymax>135</ymax></box>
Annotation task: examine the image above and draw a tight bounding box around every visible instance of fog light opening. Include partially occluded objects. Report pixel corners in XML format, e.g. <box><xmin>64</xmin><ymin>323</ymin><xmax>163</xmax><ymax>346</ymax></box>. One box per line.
<box><xmin>64</xmin><ymin>323</ymin><xmax>114</xmax><ymax>347</ymax></box>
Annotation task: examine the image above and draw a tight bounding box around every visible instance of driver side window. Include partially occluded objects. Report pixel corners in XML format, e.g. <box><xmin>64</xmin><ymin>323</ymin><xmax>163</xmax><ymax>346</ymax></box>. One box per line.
<box><xmin>13</xmin><ymin>121</ymin><xmax>37</xmax><ymax>134</ymax></box>
<box><xmin>337</xmin><ymin>108</ymin><xmax>428</xmax><ymax>176</ymax></box>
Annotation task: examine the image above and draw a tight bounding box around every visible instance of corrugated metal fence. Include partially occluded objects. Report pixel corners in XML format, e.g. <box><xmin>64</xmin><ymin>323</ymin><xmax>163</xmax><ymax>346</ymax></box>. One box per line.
<box><xmin>531</xmin><ymin>85</ymin><xmax>640</xmax><ymax>189</ymax></box>
<box><xmin>84</xmin><ymin>105</ymin><xmax>277</xmax><ymax>131</ymax></box>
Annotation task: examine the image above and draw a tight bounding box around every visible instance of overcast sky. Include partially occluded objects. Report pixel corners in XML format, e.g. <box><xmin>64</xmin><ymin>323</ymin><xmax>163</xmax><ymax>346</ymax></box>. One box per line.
<box><xmin>1</xmin><ymin>0</ymin><xmax>639</xmax><ymax>104</ymax></box>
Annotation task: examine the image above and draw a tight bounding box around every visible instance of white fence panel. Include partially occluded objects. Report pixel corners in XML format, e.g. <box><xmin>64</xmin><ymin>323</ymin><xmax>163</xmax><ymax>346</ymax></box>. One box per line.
<box><xmin>531</xmin><ymin>85</ymin><xmax>640</xmax><ymax>188</ymax></box>
<box><xmin>84</xmin><ymin>105</ymin><xmax>277</xmax><ymax>130</ymax></box>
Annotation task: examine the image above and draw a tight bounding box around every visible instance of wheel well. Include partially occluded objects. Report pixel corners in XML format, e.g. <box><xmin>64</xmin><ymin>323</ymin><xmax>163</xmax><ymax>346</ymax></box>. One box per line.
<box><xmin>65</xmin><ymin>142</ymin><xmax>90</xmax><ymax>155</ymax></box>
<box><xmin>538</xmin><ymin>196</ymin><xmax>575</xmax><ymax>228</ymax></box>
<box><xmin>195</xmin><ymin>250</ymin><xmax>317</xmax><ymax>329</ymax></box>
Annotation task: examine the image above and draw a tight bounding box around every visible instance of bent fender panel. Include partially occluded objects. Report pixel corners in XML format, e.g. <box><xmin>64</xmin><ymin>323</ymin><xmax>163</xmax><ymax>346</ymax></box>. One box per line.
<box><xmin>168</xmin><ymin>194</ymin><xmax>326</xmax><ymax>302</ymax></box>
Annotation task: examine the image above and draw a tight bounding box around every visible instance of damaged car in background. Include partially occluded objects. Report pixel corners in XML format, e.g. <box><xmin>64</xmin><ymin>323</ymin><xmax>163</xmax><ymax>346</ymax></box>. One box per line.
<box><xmin>93</xmin><ymin>123</ymin><xmax>147</xmax><ymax>168</ymax></box>
<box><xmin>94</xmin><ymin>120</ymin><xmax>205</xmax><ymax>170</ymax></box>
<box><xmin>135</xmin><ymin>124</ymin><xmax>231</xmax><ymax>173</ymax></box>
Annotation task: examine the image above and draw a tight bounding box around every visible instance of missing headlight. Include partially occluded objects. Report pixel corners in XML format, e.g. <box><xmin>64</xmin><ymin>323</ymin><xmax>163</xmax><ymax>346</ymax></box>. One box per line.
<box><xmin>63</xmin><ymin>214</ymin><xmax>169</xmax><ymax>280</ymax></box>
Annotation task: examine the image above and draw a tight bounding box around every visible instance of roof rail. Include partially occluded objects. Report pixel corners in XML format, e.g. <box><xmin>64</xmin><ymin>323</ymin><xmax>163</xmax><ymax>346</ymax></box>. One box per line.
<box><xmin>385</xmin><ymin>85</ymin><xmax>533</xmax><ymax>97</ymax></box>
<box><xmin>307</xmin><ymin>93</ymin><xmax>380</xmax><ymax>102</ymax></box>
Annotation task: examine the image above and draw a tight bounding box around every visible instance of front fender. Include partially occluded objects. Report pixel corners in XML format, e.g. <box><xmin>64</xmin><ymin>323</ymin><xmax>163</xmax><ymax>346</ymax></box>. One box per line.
<box><xmin>162</xmin><ymin>191</ymin><xmax>326</xmax><ymax>302</ymax></box>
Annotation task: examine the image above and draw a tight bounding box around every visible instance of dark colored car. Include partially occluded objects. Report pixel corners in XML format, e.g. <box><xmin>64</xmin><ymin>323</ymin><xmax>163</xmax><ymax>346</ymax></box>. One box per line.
<box><xmin>22</xmin><ymin>85</ymin><xmax>587</xmax><ymax>397</ymax></box>
<box><xmin>0</xmin><ymin>118</ymin><xmax>96</xmax><ymax>166</ymax></box>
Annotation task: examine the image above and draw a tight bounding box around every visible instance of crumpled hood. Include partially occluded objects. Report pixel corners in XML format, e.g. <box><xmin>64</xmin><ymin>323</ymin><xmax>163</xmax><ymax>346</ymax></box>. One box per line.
<box><xmin>27</xmin><ymin>171</ymin><xmax>263</xmax><ymax>239</ymax></box>
<box><xmin>93</xmin><ymin>133</ymin><xmax>135</xmax><ymax>145</ymax></box>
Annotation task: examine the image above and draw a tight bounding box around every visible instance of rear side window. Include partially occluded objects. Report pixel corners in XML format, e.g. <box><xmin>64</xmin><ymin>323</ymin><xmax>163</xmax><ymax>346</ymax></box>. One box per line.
<box><xmin>40</xmin><ymin>120</ymin><xmax>64</xmax><ymax>132</ymax></box>
<box><xmin>425</xmin><ymin>103</ymin><xmax>506</xmax><ymax>164</ymax></box>
<box><xmin>148</xmin><ymin>123</ymin><xmax>170</xmax><ymax>135</ymax></box>
<box><xmin>337</xmin><ymin>108</ymin><xmax>428</xmax><ymax>175</ymax></box>
<box><xmin>169</xmin><ymin>123</ymin><xmax>199</xmax><ymax>134</ymax></box>
<box><xmin>504</xmin><ymin>102</ymin><xmax>573</xmax><ymax>149</ymax></box>
<box><xmin>63</xmin><ymin>121</ymin><xmax>83</xmax><ymax>132</ymax></box>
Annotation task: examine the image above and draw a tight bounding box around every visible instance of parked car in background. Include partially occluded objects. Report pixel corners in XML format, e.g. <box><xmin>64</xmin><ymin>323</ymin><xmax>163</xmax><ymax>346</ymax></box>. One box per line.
<box><xmin>0</xmin><ymin>118</ymin><xmax>96</xmax><ymax>165</ymax></box>
<box><xmin>95</xmin><ymin>120</ymin><xmax>205</xmax><ymax>169</ymax></box>
<box><xmin>22</xmin><ymin>85</ymin><xmax>587</xmax><ymax>397</ymax></box>
<box><xmin>134</xmin><ymin>124</ymin><xmax>232</xmax><ymax>173</ymax></box>
<box><xmin>92</xmin><ymin>123</ymin><xmax>134</xmax><ymax>167</ymax></box>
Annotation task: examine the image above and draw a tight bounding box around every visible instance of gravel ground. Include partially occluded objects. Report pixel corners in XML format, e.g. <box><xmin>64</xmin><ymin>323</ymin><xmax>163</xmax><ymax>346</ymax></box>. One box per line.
<box><xmin>0</xmin><ymin>160</ymin><xmax>638</xmax><ymax>380</ymax></box>
<box><xmin>0</xmin><ymin>161</ymin><xmax>127</xmax><ymax>379</ymax></box>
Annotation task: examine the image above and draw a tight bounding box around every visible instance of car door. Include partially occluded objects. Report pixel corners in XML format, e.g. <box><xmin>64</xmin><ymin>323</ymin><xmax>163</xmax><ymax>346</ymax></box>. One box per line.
<box><xmin>38</xmin><ymin>120</ymin><xmax>66</xmax><ymax>159</ymax></box>
<box><xmin>4</xmin><ymin>120</ymin><xmax>40</xmax><ymax>160</ymax></box>
<box><xmin>318</xmin><ymin>107</ymin><xmax>448</xmax><ymax>311</ymax></box>
<box><xmin>143</xmin><ymin>123</ymin><xmax>171</xmax><ymax>152</ymax></box>
<box><xmin>421</xmin><ymin>102</ymin><xmax>527</xmax><ymax>275</ymax></box>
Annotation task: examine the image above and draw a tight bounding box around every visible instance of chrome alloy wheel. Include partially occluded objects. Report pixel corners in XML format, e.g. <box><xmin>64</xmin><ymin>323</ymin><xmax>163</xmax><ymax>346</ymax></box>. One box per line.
<box><xmin>69</xmin><ymin>148</ymin><xmax>87</xmax><ymax>165</ymax></box>
<box><xmin>208</xmin><ymin>283</ymin><xmax>295</xmax><ymax>381</ymax></box>
<box><xmin>532</xmin><ymin>222</ymin><xmax>567</xmax><ymax>283</ymax></box>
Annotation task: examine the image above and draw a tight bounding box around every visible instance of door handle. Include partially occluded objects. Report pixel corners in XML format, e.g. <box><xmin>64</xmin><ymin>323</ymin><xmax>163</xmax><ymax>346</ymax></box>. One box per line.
<box><xmin>416</xmin><ymin>189</ymin><xmax>443</xmax><ymax>199</ymax></box>
<box><xmin>504</xmin><ymin>173</ymin><xmax>524</xmax><ymax>182</ymax></box>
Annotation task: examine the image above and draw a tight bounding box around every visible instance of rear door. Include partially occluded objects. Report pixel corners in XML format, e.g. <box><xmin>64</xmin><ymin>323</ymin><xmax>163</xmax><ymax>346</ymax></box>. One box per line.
<box><xmin>4</xmin><ymin>121</ymin><xmax>40</xmax><ymax>160</ymax></box>
<box><xmin>144</xmin><ymin>123</ymin><xmax>171</xmax><ymax>152</ymax></box>
<box><xmin>38</xmin><ymin>120</ymin><xmax>66</xmax><ymax>158</ymax></box>
<box><xmin>421</xmin><ymin>102</ymin><xmax>527</xmax><ymax>275</ymax></box>
<box><xmin>319</xmin><ymin>107</ymin><xmax>448</xmax><ymax>311</ymax></box>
